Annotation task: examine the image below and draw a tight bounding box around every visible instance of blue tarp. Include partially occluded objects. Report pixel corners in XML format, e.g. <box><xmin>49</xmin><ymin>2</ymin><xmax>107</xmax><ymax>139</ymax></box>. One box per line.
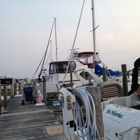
<box><xmin>94</xmin><ymin>61</ymin><xmax>122</xmax><ymax>77</ymax></box>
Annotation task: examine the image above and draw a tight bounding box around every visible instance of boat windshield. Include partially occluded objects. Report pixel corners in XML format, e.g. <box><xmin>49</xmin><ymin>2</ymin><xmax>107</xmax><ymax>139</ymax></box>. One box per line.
<box><xmin>77</xmin><ymin>52</ymin><xmax>101</xmax><ymax>63</ymax></box>
<box><xmin>75</xmin><ymin>52</ymin><xmax>101</xmax><ymax>68</ymax></box>
<box><xmin>49</xmin><ymin>61</ymin><xmax>76</xmax><ymax>74</ymax></box>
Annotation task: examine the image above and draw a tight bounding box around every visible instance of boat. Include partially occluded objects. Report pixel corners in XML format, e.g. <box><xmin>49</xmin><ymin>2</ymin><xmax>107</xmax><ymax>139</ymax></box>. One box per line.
<box><xmin>37</xmin><ymin>28</ymin><xmax>123</xmax><ymax>95</ymax></box>
<box><xmin>42</xmin><ymin>50</ymin><xmax>123</xmax><ymax>95</ymax></box>
<box><xmin>46</xmin><ymin>51</ymin><xmax>103</xmax><ymax>88</ymax></box>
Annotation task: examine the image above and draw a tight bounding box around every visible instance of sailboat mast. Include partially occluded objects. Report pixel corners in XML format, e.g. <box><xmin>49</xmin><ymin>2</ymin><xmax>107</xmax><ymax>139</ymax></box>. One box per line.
<box><xmin>54</xmin><ymin>18</ymin><xmax>59</xmax><ymax>81</ymax></box>
<box><xmin>91</xmin><ymin>0</ymin><xmax>97</xmax><ymax>64</ymax></box>
<box><xmin>54</xmin><ymin>18</ymin><xmax>58</xmax><ymax>61</ymax></box>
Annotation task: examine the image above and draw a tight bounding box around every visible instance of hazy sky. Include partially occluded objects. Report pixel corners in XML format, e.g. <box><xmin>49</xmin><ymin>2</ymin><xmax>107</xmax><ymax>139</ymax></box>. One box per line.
<box><xmin>0</xmin><ymin>0</ymin><xmax>140</xmax><ymax>79</ymax></box>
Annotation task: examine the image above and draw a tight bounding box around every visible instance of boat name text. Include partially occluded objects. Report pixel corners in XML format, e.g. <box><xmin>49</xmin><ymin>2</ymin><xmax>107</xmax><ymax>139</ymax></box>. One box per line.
<box><xmin>106</xmin><ymin>109</ymin><xmax>123</xmax><ymax>118</ymax></box>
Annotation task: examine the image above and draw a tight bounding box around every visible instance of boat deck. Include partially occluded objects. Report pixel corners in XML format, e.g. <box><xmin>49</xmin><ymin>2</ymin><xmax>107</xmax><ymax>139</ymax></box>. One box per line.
<box><xmin>0</xmin><ymin>92</ymin><xmax>64</xmax><ymax>140</ymax></box>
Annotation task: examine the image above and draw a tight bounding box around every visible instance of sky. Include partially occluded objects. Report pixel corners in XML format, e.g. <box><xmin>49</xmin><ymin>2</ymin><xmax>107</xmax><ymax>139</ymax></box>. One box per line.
<box><xmin>0</xmin><ymin>0</ymin><xmax>140</xmax><ymax>79</ymax></box>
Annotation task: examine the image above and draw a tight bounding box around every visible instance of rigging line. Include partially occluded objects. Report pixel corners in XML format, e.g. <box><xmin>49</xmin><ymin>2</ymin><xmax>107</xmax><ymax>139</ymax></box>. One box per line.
<box><xmin>31</xmin><ymin>19</ymin><xmax>55</xmax><ymax>79</ymax></box>
<box><xmin>102</xmin><ymin>0</ymin><xmax>126</xmax><ymax>64</ymax></box>
<box><xmin>42</xmin><ymin>19</ymin><xmax>55</xmax><ymax>67</ymax></box>
<box><xmin>31</xmin><ymin>55</ymin><xmax>44</xmax><ymax>79</ymax></box>
<box><xmin>62</xmin><ymin>0</ymin><xmax>85</xmax><ymax>84</ymax></box>
<box><xmin>104</xmin><ymin>0</ymin><xmax>134</xmax><ymax>61</ymax></box>
<box><xmin>44</xmin><ymin>52</ymin><xmax>51</xmax><ymax>69</ymax></box>
<box><xmin>57</xmin><ymin>22</ymin><xmax>71</xmax><ymax>54</ymax></box>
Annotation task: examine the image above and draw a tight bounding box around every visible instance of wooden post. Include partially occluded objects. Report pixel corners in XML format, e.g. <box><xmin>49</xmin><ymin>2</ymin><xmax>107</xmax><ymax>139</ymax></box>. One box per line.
<box><xmin>4</xmin><ymin>85</ymin><xmax>8</xmax><ymax>109</ymax></box>
<box><xmin>11</xmin><ymin>83</ymin><xmax>14</xmax><ymax>98</ymax></box>
<box><xmin>43</xmin><ymin>77</ymin><xmax>46</xmax><ymax>101</ymax></box>
<box><xmin>121</xmin><ymin>64</ymin><xmax>128</xmax><ymax>96</ymax></box>
<box><xmin>34</xmin><ymin>80</ymin><xmax>37</xmax><ymax>93</ymax></box>
<box><xmin>85</xmin><ymin>86</ymin><xmax>104</xmax><ymax>139</ymax></box>
<box><xmin>43</xmin><ymin>82</ymin><xmax>46</xmax><ymax>101</ymax></box>
<box><xmin>0</xmin><ymin>86</ymin><xmax>1</xmax><ymax>115</ymax></box>
<box><xmin>14</xmin><ymin>83</ymin><xmax>17</xmax><ymax>96</ymax></box>
<box><xmin>102</xmin><ymin>67</ymin><xmax>107</xmax><ymax>81</ymax></box>
<box><xmin>16</xmin><ymin>83</ymin><xmax>20</xmax><ymax>94</ymax></box>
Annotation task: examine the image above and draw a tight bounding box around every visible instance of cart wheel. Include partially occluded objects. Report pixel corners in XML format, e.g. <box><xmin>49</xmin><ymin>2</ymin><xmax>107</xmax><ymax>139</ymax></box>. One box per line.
<box><xmin>22</xmin><ymin>100</ymin><xmax>25</xmax><ymax>105</ymax></box>
<box><xmin>33</xmin><ymin>99</ymin><xmax>36</xmax><ymax>104</ymax></box>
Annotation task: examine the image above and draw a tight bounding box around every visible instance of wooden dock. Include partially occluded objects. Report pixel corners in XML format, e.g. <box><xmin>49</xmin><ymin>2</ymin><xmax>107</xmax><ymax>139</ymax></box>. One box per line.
<box><xmin>0</xmin><ymin>92</ymin><xmax>64</xmax><ymax>140</ymax></box>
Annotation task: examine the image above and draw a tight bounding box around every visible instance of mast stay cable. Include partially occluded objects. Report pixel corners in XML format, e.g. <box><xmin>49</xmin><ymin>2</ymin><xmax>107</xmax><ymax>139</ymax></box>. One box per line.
<box><xmin>62</xmin><ymin>0</ymin><xmax>85</xmax><ymax>85</ymax></box>
<box><xmin>104</xmin><ymin>0</ymin><xmax>134</xmax><ymax>61</ymax></box>
<box><xmin>31</xmin><ymin>19</ymin><xmax>55</xmax><ymax>79</ymax></box>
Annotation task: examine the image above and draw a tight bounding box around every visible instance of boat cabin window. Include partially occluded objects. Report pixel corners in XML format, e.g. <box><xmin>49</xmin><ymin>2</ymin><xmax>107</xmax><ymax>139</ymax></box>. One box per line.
<box><xmin>80</xmin><ymin>71</ymin><xmax>95</xmax><ymax>81</ymax></box>
<box><xmin>49</xmin><ymin>61</ymin><xmax>76</xmax><ymax>74</ymax></box>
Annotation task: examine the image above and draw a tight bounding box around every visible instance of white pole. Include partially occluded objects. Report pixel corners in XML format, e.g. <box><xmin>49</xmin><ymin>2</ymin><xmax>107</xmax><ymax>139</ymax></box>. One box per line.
<box><xmin>91</xmin><ymin>0</ymin><xmax>96</xmax><ymax>68</ymax></box>
<box><xmin>55</xmin><ymin>18</ymin><xmax>58</xmax><ymax>61</ymax></box>
<box><xmin>54</xmin><ymin>18</ymin><xmax>58</xmax><ymax>81</ymax></box>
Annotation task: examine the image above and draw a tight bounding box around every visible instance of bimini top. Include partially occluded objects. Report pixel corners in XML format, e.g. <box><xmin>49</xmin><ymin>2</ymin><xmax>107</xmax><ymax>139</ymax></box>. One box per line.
<box><xmin>71</xmin><ymin>51</ymin><xmax>102</xmax><ymax>68</ymax></box>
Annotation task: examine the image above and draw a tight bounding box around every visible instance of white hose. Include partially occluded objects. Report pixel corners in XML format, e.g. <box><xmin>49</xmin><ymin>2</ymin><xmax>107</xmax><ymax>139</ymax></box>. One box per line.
<box><xmin>73</xmin><ymin>88</ymin><xmax>101</xmax><ymax>140</ymax></box>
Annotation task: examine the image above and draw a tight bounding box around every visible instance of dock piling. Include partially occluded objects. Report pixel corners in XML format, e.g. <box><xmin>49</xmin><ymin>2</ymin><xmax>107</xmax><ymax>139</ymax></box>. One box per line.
<box><xmin>4</xmin><ymin>85</ymin><xmax>8</xmax><ymax>109</ymax></box>
<box><xmin>121</xmin><ymin>64</ymin><xmax>128</xmax><ymax>96</ymax></box>
<box><xmin>102</xmin><ymin>67</ymin><xmax>107</xmax><ymax>81</ymax></box>
<box><xmin>43</xmin><ymin>78</ymin><xmax>47</xmax><ymax>101</ymax></box>
<box><xmin>11</xmin><ymin>83</ymin><xmax>14</xmax><ymax>98</ymax></box>
<box><xmin>14</xmin><ymin>83</ymin><xmax>17</xmax><ymax>96</ymax></box>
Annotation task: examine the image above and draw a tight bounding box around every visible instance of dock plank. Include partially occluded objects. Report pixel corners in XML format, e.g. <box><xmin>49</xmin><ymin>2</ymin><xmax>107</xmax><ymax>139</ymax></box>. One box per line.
<box><xmin>0</xmin><ymin>93</ymin><xmax>64</xmax><ymax>140</ymax></box>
